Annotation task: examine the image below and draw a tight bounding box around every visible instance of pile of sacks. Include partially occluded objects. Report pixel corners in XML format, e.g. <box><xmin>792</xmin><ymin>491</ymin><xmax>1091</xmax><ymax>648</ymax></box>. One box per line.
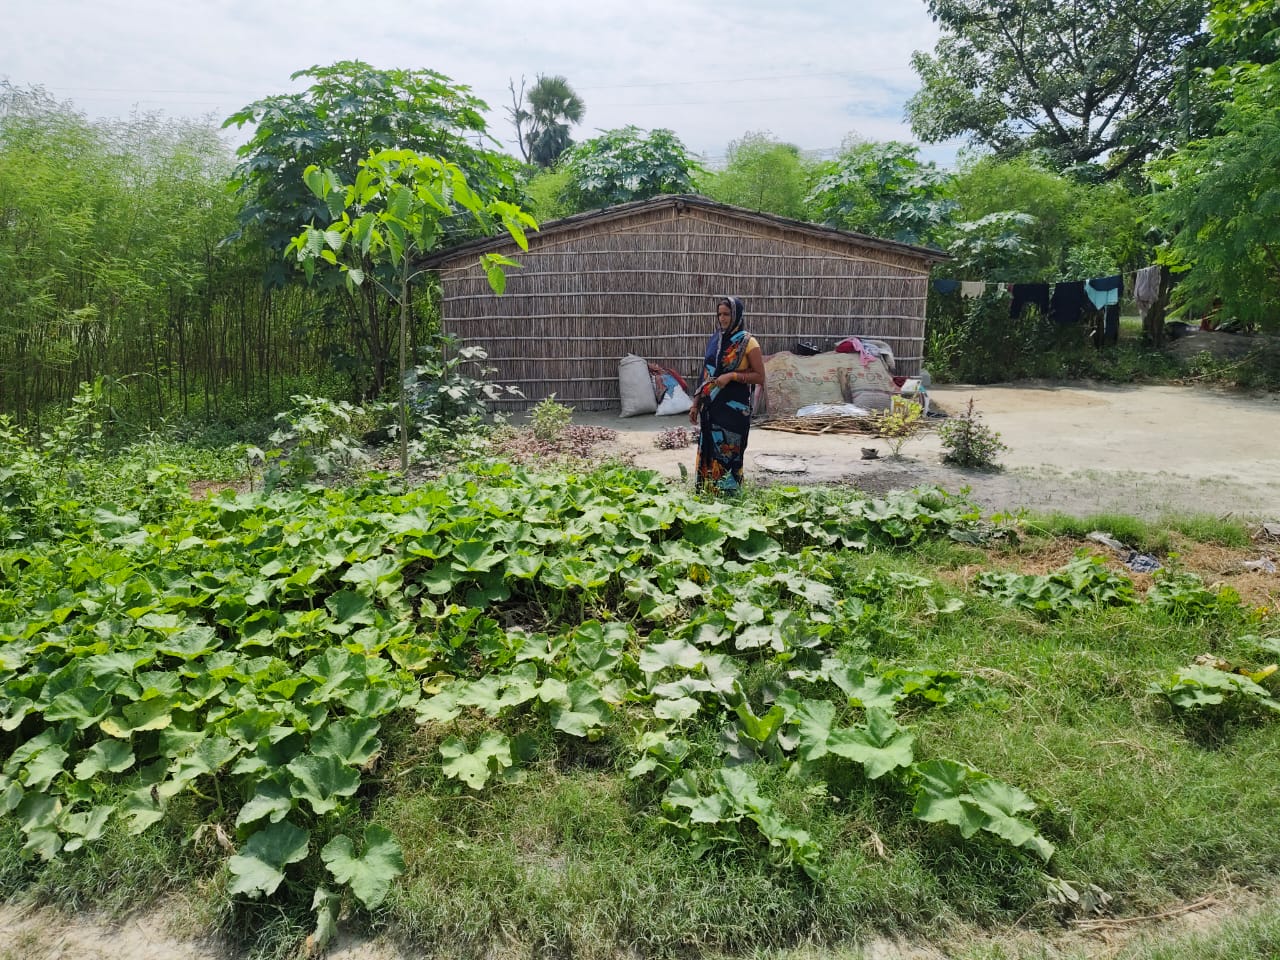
<box><xmin>757</xmin><ymin>339</ymin><xmax>898</xmax><ymax>418</ymax></box>
<box><xmin>618</xmin><ymin>354</ymin><xmax>695</xmax><ymax>417</ymax></box>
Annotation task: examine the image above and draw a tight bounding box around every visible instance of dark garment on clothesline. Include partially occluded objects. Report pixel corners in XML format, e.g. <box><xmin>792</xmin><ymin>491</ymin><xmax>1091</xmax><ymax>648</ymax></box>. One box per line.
<box><xmin>1103</xmin><ymin>304</ymin><xmax>1120</xmax><ymax>345</ymax></box>
<box><xmin>1088</xmin><ymin>274</ymin><xmax>1123</xmax><ymax>292</ymax></box>
<box><xmin>932</xmin><ymin>279</ymin><xmax>962</xmax><ymax>295</ymax></box>
<box><xmin>1010</xmin><ymin>283</ymin><xmax>1051</xmax><ymax>319</ymax></box>
<box><xmin>1049</xmin><ymin>281</ymin><xmax>1090</xmax><ymax>325</ymax></box>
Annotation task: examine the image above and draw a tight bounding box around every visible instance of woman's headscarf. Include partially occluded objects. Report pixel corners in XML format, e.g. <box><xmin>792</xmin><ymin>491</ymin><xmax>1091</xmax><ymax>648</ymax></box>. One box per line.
<box><xmin>712</xmin><ymin>296</ymin><xmax>746</xmax><ymax>372</ymax></box>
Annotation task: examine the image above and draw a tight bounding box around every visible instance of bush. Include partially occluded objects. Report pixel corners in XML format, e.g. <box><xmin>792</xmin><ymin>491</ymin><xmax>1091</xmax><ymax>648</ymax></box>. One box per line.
<box><xmin>925</xmin><ymin>287</ymin><xmax>1062</xmax><ymax>383</ymax></box>
<box><xmin>937</xmin><ymin>398</ymin><xmax>1007</xmax><ymax>469</ymax></box>
<box><xmin>530</xmin><ymin>394</ymin><xmax>573</xmax><ymax>442</ymax></box>
<box><xmin>876</xmin><ymin>398</ymin><xmax>923</xmax><ymax>457</ymax></box>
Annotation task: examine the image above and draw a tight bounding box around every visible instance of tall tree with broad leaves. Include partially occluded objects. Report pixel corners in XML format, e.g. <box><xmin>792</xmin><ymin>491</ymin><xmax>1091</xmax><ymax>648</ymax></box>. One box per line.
<box><xmin>523</xmin><ymin>74</ymin><xmax>585</xmax><ymax>168</ymax></box>
<box><xmin>559</xmin><ymin>126</ymin><xmax>700</xmax><ymax>211</ymax></box>
<box><xmin>907</xmin><ymin>0</ymin><xmax>1213</xmax><ymax>180</ymax></box>
<box><xmin>805</xmin><ymin>140</ymin><xmax>955</xmax><ymax>246</ymax></box>
<box><xmin>1148</xmin><ymin>0</ymin><xmax>1280</xmax><ymax>330</ymax></box>
<box><xmin>223</xmin><ymin>61</ymin><xmax>523</xmax><ymax>397</ymax></box>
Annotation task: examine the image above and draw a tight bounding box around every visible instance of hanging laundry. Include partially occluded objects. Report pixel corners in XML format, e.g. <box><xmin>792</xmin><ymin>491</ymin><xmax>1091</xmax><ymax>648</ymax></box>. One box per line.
<box><xmin>1049</xmin><ymin>281</ymin><xmax>1090</xmax><ymax>325</ymax></box>
<box><xmin>960</xmin><ymin>281</ymin><xmax>986</xmax><ymax>298</ymax></box>
<box><xmin>1133</xmin><ymin>265</ymin><xmax>1161</xmax><ymax>319</ymax></box>
<box><xmin>1010</xmin><ymin>283</ymin><xmax>1050</xmax><ymax>318</ymax></box>
<box><xmin>932</xmin><ymin>279</ymin><xmax>962</xmax><ymax>295</ymax></box>
<box><xmin>1085</xmin><ymin>275</ymin><xmax>1123</xmax><ymax>310</ymax></box>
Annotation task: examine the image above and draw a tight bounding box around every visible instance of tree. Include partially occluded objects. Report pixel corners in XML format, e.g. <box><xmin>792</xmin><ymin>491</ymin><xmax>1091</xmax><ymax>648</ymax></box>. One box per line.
<box><xmin>506</xmin><ymin>76</ymin><xmax>532</xmax><ymax>164</ymax></box>
<box><xmin>559</xmin><ymin>126</ymin><xmax>701</xmax><ymax>211</ymax></box>
<box><xmin>288</xmin><ymin>149</ymin><xmax>536</xmax><ymax>472</ymax></box>
<box><xmin>907</xmin><ymin>0</ymin><xmax>1213</xmax><ymax>179</ymax></box>
<box><xmin>225</xmin><ymin>61</ymin><xmax>523</xmax><ymax>396</ymax></box>
<box><xmin>947</xmin><ymin>155</ymin><xmax>1144</xmax><ymax>280</ymax></box>
<box><xmin>698</xmin><ymin>132</ymin><xmax>813</xmax><ymax>219</ymax></box>
<box><xmin>1148</xmin><ymin>0</ymin><xmax>1280</xmax><ymax>330</ymax></box>
<box><xmin>523</xmin><ymin>74</ymin><xmax>585</xmax><ymax>168</ymax></box>
<box><xmin>225</xmin><ymin>61</ymin><xmax>519</xmax><ymax>257</ymax></box>
<box><xmin>804</xmin><ymin>140</ymin><xmax>954</xmax><ymax>246</ymax></box>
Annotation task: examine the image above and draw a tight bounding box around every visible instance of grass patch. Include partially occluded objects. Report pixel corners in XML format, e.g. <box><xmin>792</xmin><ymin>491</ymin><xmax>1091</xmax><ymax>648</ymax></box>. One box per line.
<box><xmin>1023</xmin><ymin>511</ymin><xmax>1253</xmax><ymax>553</ymax></box>
<box><xmin>1</xmin><ymin>434</ymin><xmax>1277</xmax><ymax>958</ymax></box>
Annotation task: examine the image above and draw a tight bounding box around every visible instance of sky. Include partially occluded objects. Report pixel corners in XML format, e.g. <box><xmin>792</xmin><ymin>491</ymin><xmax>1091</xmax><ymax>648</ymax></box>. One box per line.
<box><xmin>1</xmin><ymin>0</ymin><xmax>960</xmax><ymax>168</ymax></box>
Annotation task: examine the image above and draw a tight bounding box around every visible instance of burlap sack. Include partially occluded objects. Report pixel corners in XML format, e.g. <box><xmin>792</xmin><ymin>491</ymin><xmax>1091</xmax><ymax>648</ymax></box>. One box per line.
<box><xmin>618</xmin><ymin>354</ymin><xmax>658</xmax><ymax>417</ymax></box>
<box><xmin>761</xmin><ymin>352</ymin><xmax>896</xmax><ymax>417</ymax></box>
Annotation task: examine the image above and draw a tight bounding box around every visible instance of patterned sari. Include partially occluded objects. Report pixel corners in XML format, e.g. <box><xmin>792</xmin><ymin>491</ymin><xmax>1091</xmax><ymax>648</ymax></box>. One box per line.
<box><xmin>695</xmin><ymin>298</ymin><xmax>759</xmax><ymax>494</ymax></box>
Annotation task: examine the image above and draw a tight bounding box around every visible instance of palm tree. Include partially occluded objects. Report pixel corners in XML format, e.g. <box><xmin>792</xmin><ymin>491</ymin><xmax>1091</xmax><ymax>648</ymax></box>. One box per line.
<box><xmin>524</xmin><ymin>74</ymin><xmax>585</xmax><ymax>168</ymax></box>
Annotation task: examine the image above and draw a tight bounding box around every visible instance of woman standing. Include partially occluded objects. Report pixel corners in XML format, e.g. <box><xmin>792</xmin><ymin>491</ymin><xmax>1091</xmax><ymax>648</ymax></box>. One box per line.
<box><xmin>690</xmin><ymin>297</ymin><xmax>765</xmax><ymax>494</ymax></box>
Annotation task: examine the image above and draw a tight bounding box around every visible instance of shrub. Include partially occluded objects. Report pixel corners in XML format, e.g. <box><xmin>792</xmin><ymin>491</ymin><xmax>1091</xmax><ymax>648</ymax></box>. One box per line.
<box><xmin>530</xmin><ymin>394</ymin><xmax>574</xmax><ymax>442</ymax></box>
<box><xmin>937</xmin><ymin>398</ymin><xmax>1007</xmax><ymax>469</ymax></box>
<box><xmin>876</xmin><ymin>398</ymin><xmax>923</xmax><ymax>458</ymax></box>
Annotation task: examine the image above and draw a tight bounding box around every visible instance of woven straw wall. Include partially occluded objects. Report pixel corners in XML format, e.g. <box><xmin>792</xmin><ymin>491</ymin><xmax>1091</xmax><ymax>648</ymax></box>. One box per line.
<box><xmin>435</xmin><ymin>201</ymin><xmax>933</xmax><ymax>410</ymax></box>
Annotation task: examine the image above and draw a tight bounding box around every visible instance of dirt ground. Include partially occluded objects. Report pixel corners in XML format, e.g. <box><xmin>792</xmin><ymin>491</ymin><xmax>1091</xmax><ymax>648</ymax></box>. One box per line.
<box><xmin>587</xmin><ymin>381</ymin><xmax>1280</xmax><ymax>521</ymax></box>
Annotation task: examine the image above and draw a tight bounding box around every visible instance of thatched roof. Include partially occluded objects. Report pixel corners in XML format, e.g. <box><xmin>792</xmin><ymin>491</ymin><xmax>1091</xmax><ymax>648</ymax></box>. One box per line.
<box><xmin>419</xmin><ymin>194</ymin><xmax>950</xmax><ymax>270</ymax></box>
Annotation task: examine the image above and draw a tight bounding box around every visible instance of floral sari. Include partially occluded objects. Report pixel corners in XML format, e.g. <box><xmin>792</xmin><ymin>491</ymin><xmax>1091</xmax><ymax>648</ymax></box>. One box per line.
<box><xmin>695</xmin><ymin>298</ymin><xmax>758</xmax><ymax>494</ymax></box>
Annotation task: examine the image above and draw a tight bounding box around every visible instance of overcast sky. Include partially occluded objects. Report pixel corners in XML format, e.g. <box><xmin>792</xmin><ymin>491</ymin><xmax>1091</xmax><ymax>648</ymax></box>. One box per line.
<box><xmin>2</xmin><ymin>0</ymin><xmax>959</xmax><ymax>167</ymax></box>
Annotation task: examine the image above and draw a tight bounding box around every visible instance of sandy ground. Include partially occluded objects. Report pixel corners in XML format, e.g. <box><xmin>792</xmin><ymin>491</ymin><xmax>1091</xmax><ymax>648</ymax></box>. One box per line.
<box><xmin>585</xmin><ymin>382</ymin><xmax>1280</xmax><ymax>521</ymax></box>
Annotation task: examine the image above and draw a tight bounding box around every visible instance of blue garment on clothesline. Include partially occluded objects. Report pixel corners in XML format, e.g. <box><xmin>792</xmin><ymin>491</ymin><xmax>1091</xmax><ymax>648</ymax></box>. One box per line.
<box><xmin>1085</xmin><ymin>275</ymin><xmax>1122</xmax><ymax>309</ymax></box>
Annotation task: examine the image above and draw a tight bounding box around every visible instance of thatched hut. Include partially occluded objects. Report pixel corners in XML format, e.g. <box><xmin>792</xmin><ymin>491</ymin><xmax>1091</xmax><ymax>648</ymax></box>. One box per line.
<box><xmin>419</xmin><ymin>194</ymin><xmax>948</xmax><ymax>411</ymax></box>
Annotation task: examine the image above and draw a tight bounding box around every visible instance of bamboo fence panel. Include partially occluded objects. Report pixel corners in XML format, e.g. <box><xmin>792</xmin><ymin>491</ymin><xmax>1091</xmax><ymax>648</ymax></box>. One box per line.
<box><xmin>429</xmin><ymin>197</ymin><xmax>943</xmax><ymax>410</ymax></box>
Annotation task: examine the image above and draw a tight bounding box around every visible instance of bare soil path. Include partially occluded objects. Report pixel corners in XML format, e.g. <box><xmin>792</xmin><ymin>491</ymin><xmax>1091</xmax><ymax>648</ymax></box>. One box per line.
<box><xmin>589</xmin><ymin>382</ymin><xmax>1280</xmax><ymax>521</ymax></box>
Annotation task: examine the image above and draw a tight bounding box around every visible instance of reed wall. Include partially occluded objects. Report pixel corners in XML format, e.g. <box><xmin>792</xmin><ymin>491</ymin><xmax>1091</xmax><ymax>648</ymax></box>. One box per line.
<box><xmin>429</xmin><ymin>197</ymin><xmax>942</xmax><ymax>410</ymax></box>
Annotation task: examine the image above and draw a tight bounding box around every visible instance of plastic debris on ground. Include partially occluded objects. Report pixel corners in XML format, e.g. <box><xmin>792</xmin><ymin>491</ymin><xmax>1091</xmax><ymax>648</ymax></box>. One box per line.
<box><xmin>1241</xmin><ymin>558</ymin><xmax>1278</xmax><ymax>574</ymax></box>
<box><xmin>1124</xmin><ymin>551</ymin><xmax>1163</xmax><ymax>574</ymax></box>
<box><xmin>796</xmin><ymin>403</ymin><xmax>872</xmax><ymax>418</ymax></box>
<box><xmin>1087</xmin><ymin>530</ymin><xmax>1163</xmax><ymax>573</ymax></box>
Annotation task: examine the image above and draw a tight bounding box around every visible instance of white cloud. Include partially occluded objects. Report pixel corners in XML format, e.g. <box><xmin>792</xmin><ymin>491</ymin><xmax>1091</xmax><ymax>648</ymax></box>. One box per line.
<box><xmin>2</xmin><ymin>0</ymin><xmax>958</xmax><ymax>165</ymax></box>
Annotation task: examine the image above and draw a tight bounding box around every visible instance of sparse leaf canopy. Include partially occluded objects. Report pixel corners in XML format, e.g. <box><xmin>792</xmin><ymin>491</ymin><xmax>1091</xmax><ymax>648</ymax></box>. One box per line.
<box><xmin>908</xmin><ymin>0</ymin><xmax>1213</xmax><ymax>178</ymax></box>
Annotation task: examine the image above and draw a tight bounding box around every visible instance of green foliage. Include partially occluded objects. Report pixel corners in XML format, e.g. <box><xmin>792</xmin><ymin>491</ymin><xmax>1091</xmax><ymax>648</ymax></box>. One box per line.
<box><xmin>560</xmin><ymin>126</ymin><xmax>701</xmax><ymax>210</ymax></box>
<box><xmin>521</xmin><ymin>74</ymin><xmax>585</xmax><ymax>169</ymax></box>
<box><xmin>2</xmin><ymin>444</ymin><xmax>1278</xmax><ymax>953</ymax></box>
<box><xmin>937</xmin><ymin>398</ymin><xmax>1008</xmax><ymax>469</ymax></box>
<box><xmin>978</xmin><ymin>554</ymin><xmax>1139</xmax><ymax>616</ymax></box>
<box><xmin>1148</xmin><ymin>51</ymin><xmax>1280</xmax><ymax>331</ymax></box>
<box><xmin>247</xmin><ymin>394</ymin><xmax>375</xmax><ymax>490</ymax></box>
<box><xmin>225</xmin><ymin>61</ymin><xmax>517</xmax><ymax>256</ymax></box>
<box><xmin>908</xmin><ymin>0</ymin><xmax>1212</xmax><ymax>178</ymax></box>
<box><xmin>1148</xmin><ymin>663</ymin><xmax>1280</xmax><ymax>729</ymax></box>
<box><xmin>409</xmin><ymin>339</ymin><xmax>522</xmax><ymax>426</ymax></box>
<box><xmin>876</xmin><ymin>399</ymin><xmax>924</xmax><ymax>457</ymax></box>
<box><xmin>287</xmin><ymin>147</ymin><xmax>535</xmax><ymax>471</ymax></box>
<box><xmin>698</xmin><ymin>131</ymin><xmax>814</xmax><ymax>218</ymax></box>
<box><xmin>1146</xmin><ymin>569</ymin><xmax>1244</xmax><ymax>620</ymax></box>
<box><xmin>942</xmin><ymin>212</ymin><xmax>1041</xmax><ymax>280</ymax></box>
<box><xmin>0</xmin><ymin>82</ymin><xmax>272</xmax><ymax>425</ymax></box>
<box><xmin>2</xmin><ymin>448</ymin><xmax>1056</xmax><ymax>947</ymax></box>
<box><xmin>805</xmin><ymin>140</ymin><xmax>955</xmax><ymax>245</ymax></box>
<box><xmin>529</xmin><ymin>393</ymin><xmax>573</xmax><ymax>442</ymax></box>
<box><xmin>946</xmin><ymin>155</ymin><xmax>1145</xmax><ymax>279</ymax></box>
<box><xmin>520</xmin><ymin>166</ymin><xmax>576</xmax><ymax>222</ymax></box>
